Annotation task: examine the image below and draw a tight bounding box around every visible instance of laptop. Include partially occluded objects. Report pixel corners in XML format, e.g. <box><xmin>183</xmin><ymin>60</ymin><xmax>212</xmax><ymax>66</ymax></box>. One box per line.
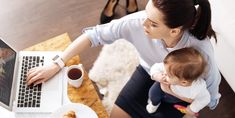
<box><xmin>0</xmin><ymin>38</ymin><xmax>64</xmax><ymax>113</ymax></box>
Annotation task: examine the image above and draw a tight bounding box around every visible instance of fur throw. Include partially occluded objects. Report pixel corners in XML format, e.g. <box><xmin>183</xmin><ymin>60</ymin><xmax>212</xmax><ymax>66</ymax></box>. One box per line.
<box><xmin>88</xmin><ymin>39</ymin><xmax>139</xmax><ymax>114</ymax></box>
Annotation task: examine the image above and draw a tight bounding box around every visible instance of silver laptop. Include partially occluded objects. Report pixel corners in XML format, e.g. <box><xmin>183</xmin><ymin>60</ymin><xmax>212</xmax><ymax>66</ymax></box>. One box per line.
<box><xmin>0</xmin><ymin>38</ymin><xmax>64</xmax><ymax>113</ymax></box>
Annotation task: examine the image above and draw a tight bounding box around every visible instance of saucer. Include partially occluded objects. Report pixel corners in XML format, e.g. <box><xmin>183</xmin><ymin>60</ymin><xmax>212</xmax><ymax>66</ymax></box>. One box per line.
<box><xmin>50</xmin><ymin>103</ymin><xmax>98</xmax><ymax>118</ymax></box>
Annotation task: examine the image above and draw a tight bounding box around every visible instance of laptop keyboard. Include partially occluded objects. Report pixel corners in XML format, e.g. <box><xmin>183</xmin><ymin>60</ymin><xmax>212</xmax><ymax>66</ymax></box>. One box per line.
<box><xmin>17</xmin><ymin>56</ymin><xmax>44</xmax><ymax>108</ymax></box>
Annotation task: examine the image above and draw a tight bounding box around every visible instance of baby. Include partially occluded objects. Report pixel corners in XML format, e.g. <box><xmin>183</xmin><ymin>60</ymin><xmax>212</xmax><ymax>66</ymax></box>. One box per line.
<box><xmin>147</xmin><ymin>47</ymin><xmax>210</xmax><ymax>116</ymax></box>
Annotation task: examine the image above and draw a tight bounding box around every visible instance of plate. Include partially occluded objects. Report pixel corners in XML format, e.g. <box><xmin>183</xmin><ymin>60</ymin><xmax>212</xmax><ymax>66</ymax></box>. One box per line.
<box><xmin>50</xmin><ymin>103</ymin><xmax>98</xmax><ymax>118</ymax></box>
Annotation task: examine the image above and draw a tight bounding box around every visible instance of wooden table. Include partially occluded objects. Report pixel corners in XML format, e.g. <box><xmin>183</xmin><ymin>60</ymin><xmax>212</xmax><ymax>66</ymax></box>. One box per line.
<box><xmin>25</xmin><ymin>33</ymin><xmax>109</xmax><ymax>118</ymax></box>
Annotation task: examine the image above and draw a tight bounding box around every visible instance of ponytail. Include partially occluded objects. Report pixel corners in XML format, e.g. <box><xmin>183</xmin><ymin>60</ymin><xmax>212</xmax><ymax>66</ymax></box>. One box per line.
<box><xmin>190</xmin><ymin>0</ymin><xmax>217</xmax><ymax>42</ymax></box>
<box><xmin>153</xmin><ymin>0</ymin><xmax>216</xmax><ymax>42</ymax></box>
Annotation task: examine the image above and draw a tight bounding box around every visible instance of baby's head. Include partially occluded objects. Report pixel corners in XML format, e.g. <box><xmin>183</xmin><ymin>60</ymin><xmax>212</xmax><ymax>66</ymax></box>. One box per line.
<box><xmin>163</xmin><ymin>47</ymin><xmax>206</xmax><ymax>86</ymax></box>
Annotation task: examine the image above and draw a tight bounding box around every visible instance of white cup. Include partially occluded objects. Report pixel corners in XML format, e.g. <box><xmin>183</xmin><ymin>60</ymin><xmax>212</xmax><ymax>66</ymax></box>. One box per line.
<box><xmin>66</xmin><ymin>64</ymin><xmax>84</xmax><ymax>88</ymax></box>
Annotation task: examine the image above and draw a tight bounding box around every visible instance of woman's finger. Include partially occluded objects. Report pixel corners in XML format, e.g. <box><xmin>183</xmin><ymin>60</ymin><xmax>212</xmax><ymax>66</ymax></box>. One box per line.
<box><xmin>28</xmin><ymin>67</ymin><xmax>37</xmax><ymax>74</ymax></box>
<box><xmin>33</xmin><ymin>79</ymin><xmax>45</xmax><ymax>86</ymax></box>
<box><xmin>26</xmin><ymin>68</ymin><xmax>39</xmax><ymax>83</ymax></box>
<box><xmin>27</xmin><ymin>72</ymin><xmax>42</xmax><ymax>86</ymax></box>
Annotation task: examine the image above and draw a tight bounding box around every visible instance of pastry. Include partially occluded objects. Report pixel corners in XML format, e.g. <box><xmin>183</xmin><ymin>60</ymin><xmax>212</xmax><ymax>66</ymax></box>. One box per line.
<box><xmin>63</xmin><ymin>110</ymin><xmax>76</xmax><ymax>118</ymax></box>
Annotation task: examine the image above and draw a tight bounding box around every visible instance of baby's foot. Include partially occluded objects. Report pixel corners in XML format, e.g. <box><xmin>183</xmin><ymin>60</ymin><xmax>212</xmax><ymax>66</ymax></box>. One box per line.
<box><xmin>146</xmin><ymin>100</ymin><xmax>160</xmax><ymax>113</ymax></box>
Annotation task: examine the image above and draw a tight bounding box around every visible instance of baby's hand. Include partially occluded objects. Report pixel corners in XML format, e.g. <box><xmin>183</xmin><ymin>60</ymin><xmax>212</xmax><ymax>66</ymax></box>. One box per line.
<box><xmin>152</xmin><ymin>73</ymin><xmax>169</xmax><ymax>84</ymax></box>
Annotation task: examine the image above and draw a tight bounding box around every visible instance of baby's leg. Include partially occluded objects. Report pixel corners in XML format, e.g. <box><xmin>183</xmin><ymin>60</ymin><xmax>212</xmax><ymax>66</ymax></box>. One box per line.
<box><xmin>147</xmin><ymin>82</ymin><xmax>165</xmax><ymax>113</ymax></box>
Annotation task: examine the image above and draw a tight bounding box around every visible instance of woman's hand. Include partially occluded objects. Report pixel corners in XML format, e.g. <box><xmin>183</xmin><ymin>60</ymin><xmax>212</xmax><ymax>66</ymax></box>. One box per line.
<box><xmin>26</xmin><ymin>63</ymin><xmax>61</xmax><ymax>86</ymax></box>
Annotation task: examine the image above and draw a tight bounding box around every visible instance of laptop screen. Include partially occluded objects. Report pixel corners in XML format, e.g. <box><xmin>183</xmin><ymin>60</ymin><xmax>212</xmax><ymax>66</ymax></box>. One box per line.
<box><xmin>0</xmin><ymin>39</ymin><xmax>16</xmax><ymax>107</ymax></box>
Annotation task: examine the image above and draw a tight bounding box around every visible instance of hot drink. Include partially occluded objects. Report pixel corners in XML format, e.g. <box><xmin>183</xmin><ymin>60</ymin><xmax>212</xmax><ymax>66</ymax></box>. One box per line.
<box><xmin>68</xmin><ymin>68</ymin><xmax>82</xmax><ymax>80</ymax></box>
<box><xmin>66</xmin><ymin>64</ymin><xmax>84</xmax><ymax>88</ymax></box>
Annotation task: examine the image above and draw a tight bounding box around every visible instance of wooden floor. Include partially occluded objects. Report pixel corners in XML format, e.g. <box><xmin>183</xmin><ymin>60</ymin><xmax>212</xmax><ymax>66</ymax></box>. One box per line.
<box><xmin>0</xmin><ymin>0</ymin><xmax>234</xmax><ymax>117</ymax></box>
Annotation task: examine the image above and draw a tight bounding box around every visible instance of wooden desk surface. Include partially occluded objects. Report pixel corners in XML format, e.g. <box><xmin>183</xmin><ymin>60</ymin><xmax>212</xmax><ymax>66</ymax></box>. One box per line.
<box><xmin>25</xmin><ymin>33</ymin><xmax>109</xmax><ymax>118</ymax></box>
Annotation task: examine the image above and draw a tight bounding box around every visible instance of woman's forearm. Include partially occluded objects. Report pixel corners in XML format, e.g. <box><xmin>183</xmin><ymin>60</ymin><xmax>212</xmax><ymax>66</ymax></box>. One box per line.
<box><xmin>61</xmin><ymin>34</ymin><xmax>92</xmax><ymax>63</ymax></box>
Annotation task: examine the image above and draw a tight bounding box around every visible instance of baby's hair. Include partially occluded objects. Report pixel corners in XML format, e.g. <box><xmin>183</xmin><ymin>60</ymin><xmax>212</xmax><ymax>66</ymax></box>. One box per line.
<box><xmin>163</xmin><ymin>47</ymin><xmax>206</xmax><ymax>82</ymax></box>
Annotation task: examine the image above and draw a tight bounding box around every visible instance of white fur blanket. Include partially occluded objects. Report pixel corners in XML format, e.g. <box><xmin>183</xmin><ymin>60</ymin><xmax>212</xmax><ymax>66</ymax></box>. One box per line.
<box><xmin>88</xmin><ymin>39</ymin><xmax>139</xmax><ymax>114</ymax></box>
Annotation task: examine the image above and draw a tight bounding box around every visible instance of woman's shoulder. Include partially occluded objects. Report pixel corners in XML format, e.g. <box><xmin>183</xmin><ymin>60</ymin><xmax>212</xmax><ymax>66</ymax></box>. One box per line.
<box><xmin>187</xmin><ymin>33</ymin><xmax>212</xmax><ymax>46</ymax></box>
<box><xmin>187</xmin><ymin>33</ymin><xmax>214</xmax><ymax>56</ymax></box>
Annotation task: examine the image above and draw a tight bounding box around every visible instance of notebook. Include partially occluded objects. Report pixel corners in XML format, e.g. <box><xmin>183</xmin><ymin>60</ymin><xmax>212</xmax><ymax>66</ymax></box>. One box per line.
<box><xmin>0</xmin><ymin>37</ymin><xmax>64</xmax><ymax>113</ymax></box>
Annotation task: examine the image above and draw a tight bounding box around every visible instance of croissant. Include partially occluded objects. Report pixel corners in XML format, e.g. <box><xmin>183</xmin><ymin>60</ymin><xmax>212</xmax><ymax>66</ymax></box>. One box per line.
<box><xmin>63</xmin><ymin>110</ymin><xmax>76</xmax><ymax>118</ymax></box>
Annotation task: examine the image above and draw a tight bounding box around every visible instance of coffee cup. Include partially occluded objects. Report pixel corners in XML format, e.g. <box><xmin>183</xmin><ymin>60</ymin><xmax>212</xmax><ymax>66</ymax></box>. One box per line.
<box><xmin>66</xmin><ymin>64</ymin><xmax>84</xmax><ymax>88</ymax></box>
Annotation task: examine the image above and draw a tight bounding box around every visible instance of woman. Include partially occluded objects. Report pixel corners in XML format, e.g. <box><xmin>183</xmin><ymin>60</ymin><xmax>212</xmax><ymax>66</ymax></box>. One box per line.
<box><xmin>27</xmin><ymin>0</ymin><xmax>221</xmax><ymax>117</ymax></box>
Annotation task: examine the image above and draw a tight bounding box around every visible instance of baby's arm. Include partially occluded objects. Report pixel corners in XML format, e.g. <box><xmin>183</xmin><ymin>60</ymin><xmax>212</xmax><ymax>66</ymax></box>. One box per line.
<box><xmin>152</xmin><ymin>73</ymin><xmax>168</xmax><ymax>83</ymax></box>
<box><xmin>186</xmin><ymin>88</ymin><xmax>211</xmax><ymax>115</ymax></box>
<box><xmin>150</xmin><ymin>63</ymin><xmax>168</xmax><ymax>84</ymax></box>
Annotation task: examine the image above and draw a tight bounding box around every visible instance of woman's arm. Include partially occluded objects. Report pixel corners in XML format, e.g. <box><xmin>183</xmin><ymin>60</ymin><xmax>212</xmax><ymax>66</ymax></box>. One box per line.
<box><xmin>26</xmin><ymin>12</ymin><xmax>142</xmax><ymax>86</ymax></box>
<box><xmin>160</xmin><ymin>83</ymin><xmax>193</xmax><ymax>103</ymax></box>
<box><xmin>26</xmin><ymin>34</ymin><xmax>92</xmax><ymax>85</ymax></box>
<box><xmin>61</xmin><ymin>34</ymin><xmax>92</xmax><ymax>62</ymax></box>
<box><xmin>170</xmin><ymin>90</ymin><xmax>193</xmax><ymax>103</ymax></box>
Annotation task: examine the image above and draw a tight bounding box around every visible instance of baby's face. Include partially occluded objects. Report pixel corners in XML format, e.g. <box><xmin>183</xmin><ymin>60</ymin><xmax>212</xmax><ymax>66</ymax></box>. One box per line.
<box><xmin>165</xmin><ymin>75</ymin><xmax>180</xmax><ymax>85</ymax></box>
<box><xmin>164</xmin><ymin>64</ymin><xmax>190</xmax><ymax>86</ymax></box>
<box><xmin>164</xmin><ymin>64</ymin><xmax>179</xmax><ymax>85</ymax></box>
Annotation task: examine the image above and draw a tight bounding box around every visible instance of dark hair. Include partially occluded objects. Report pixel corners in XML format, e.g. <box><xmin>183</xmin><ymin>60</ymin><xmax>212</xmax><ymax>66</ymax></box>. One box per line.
<box><xmin>163</xmin><ymin>47</ymin><xmax>206</xmax><ymax>81</ymax></box>
<box><xmin>152</xmin><ymin>0</ymin><xmax>217</xmax><ymax>41</ymax></box>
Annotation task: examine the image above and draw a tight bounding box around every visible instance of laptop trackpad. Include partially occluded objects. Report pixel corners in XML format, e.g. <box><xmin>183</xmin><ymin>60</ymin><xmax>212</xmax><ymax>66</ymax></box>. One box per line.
<box><xmin>42</xmin><ymin>71</ymin><xmax>63</xmax><ymax>91</ymax></box>
<box><xmin>39</xmin><ymin>69</ymin><xmax>65</xmax><ymax>112</ymax></box>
